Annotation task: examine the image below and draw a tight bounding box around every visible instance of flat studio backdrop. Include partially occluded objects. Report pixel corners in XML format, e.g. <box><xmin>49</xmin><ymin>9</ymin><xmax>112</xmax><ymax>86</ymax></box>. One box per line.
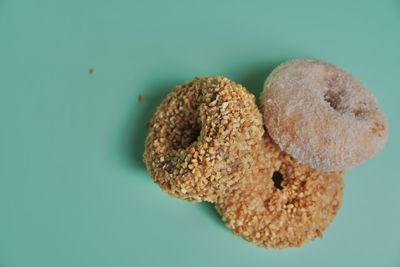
<box><xmin>0</xmin><ymin>0</ymin><xmax>399</xmax><ymax>267</ymax></box>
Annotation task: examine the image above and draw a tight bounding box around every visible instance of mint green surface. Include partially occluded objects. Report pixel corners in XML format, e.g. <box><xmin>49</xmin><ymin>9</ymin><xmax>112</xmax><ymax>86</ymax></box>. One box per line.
<box><xmin>0</xmin><ymin>1</ymin><xmax>399</xmax><ymax>266</ymax></box>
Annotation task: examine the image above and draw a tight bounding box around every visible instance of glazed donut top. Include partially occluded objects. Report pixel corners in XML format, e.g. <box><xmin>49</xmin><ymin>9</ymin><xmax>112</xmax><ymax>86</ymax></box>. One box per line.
<box><xmin>262</xmin><ymin>59</ymin><xmax>388</xmax><ymax>171</ymax></box>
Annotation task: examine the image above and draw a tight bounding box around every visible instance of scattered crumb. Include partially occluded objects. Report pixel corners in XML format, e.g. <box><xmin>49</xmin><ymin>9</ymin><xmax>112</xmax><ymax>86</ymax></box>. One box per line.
<box><xmin>138</xmin><ymin>94</ymin><xmax>145</xmax><ymax>102</ymax></box>
<box><xmin>88</xmin><ymin>68</ymin><xmax>96</xmax><ymax>76</ymax></box>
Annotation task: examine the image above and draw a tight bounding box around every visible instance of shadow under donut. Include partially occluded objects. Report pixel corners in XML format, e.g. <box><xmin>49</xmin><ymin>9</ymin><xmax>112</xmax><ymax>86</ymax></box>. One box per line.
<box><xmin>198</xmin><ymin>202</ymin><xmax>229</xmax><ymax>231</ymax></box>
<box><xmin>234</xmin><ymin>60</ymin><xmax>282</xmax><ymax>106</ymax></box>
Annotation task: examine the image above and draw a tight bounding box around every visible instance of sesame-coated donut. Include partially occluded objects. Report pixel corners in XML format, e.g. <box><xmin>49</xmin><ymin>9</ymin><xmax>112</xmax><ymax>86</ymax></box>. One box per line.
<box><xmin>144</xmin><ymin>77</ymin><xmax>264</xmax><ymax>202</ymax></box>
<box><xmin>216</xmin><ymin>134</ymin><xmax>344</xmax><ymax>248</ymax></box>
<box><xmin>261</xmin><ymin>59</ymin><xmax>388</xmax><ymax>171</ymax></box>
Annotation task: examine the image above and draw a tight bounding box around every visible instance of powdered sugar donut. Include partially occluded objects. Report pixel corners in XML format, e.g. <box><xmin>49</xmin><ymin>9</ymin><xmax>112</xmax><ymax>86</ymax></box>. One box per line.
<box><xmin>261</xmin><ymin>59</ymin><xmax>388</xmax><ymax>171</ymax></box>
<box><xmin>144</xmin><ymin>77</ymin><xmax>264</xmax><ymax>202</ymax></box>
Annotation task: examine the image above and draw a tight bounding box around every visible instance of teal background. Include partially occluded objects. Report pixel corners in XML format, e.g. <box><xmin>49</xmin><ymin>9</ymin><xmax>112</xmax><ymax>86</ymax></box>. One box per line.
<box><xmin>0</xmin><ymin>0</ymin><xmax>399</xmax><ymax>266</ymax></box>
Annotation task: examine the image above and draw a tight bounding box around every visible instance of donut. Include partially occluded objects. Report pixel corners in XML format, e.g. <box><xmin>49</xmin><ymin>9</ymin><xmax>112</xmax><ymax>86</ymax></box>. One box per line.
<box><xmin>215</xmin><ymin>134</ymin><xmax>345</xmax><ymax>248</ymax></box>
<box><xmin>144</xmin><ymin>76</ymin><xmax>264</xmax><ymax>202</ymax></box>
<box><xmin>261</xmin><ymin>59</ymin><xmax>388</xmax><ymax>171</ymax></box>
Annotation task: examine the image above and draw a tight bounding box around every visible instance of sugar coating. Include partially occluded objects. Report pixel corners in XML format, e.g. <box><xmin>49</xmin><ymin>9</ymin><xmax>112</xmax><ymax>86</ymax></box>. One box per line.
<box><xmin>144</xmin><ymin>76</ymin><xmax>264</xmax><ymax>202</ymax></box>
<box><xmin>261</xmin><ymin>59</ymin><xmax>388</xmax><ymax>171</ymax></box>
<box><xmin>216</xmin><ymin>134</ymin><xmax>345</xmax><ymax>248</ymax></box>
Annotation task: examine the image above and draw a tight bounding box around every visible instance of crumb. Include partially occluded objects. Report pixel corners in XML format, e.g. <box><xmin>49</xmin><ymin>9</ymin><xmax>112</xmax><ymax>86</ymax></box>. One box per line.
<box><xmin>138</xmin><ymin>94</ymin><xmax>145</xmax><ymax>102</ymax></box>
<box><xmin>88</xmin><ymin>68</ymin><xmax>96</xmax><ymax>76</ymax></box>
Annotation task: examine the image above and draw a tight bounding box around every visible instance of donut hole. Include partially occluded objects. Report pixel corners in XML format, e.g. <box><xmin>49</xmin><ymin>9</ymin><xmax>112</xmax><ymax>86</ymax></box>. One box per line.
<box><xmin>323</xmin><ymin>90</ymin><xmax>342</xmax><ymax>111</ymax></box>
<box><xmin>179</xmin><ymin>124</ymin><xmax>202</xmax><ymax>149</ymax></box>
<box><xmin>187</xmin><ymin>125</ymin><xmax>202</xmax><ymax>146</ymax></box>
<box><xmin>271</xmin><ymin>171</ymin><xmax>284</xmax><ymax>190</ymax></box>
<box><xmin>168</xmin><ymin>96</ymin><xmax>203</xmax><ymax>150</ymax></box>
<box><xmin>324</xmin><ymin>91</ymin><xmax>369</xmax><ymax>120</ymax></box>
<box><xmin>322</xmin><ymin>74</ymin><xmax>367</xmax><ymax>119</ymax></box>
<box><xmin>322</xmin><ymin>71</ymin><xmax>348</xmax><ymax>112</ymax></box>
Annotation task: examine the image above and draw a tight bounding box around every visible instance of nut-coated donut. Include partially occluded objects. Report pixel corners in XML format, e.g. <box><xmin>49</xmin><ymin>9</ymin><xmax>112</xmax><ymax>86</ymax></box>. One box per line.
<box><xmin>261</xmin><ymin>59</ymin><xmax>388</xmax><ymax>171</ymax></box>
<box><xmin>144</xmin><ymin>76</ymin><xmax>264</xmax><ymax>202</ymax></box>
<box><xmin>216</xmin><ymin>134</ymin><xmax>344</xmax><ymax>248</ymax></box>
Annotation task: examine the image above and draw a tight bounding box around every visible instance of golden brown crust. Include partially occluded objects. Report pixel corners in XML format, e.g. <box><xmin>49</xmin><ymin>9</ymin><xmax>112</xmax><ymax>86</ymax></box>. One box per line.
<box><xmin>216</xmin><ymin>134</ymin><xmax>345</xmax><ymax>248</ymax></box>
<box><xmin>143</xmin><ymin>77</ymin><xmax>264</xmax><ymax>202</ymax></box>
